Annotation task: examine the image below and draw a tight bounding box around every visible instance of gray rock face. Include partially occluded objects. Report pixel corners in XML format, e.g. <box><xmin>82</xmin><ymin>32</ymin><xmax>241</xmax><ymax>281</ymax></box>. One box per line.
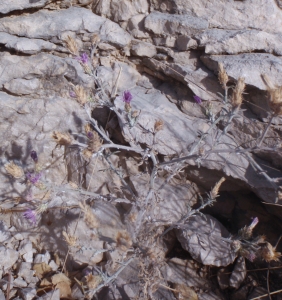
<box><xmin>144</xmin><ymin>11</ymin><xmax>208</xmax><ymax>36</ymax></box>
<box><xmin>93</xmin><ymin>0</ymin><xmax>149</xmax><ymax>22</ymax></box>
<box><xmin>198</xmin><ymin>29</ymin><xmax>282</xmax><ymax>55</ymax></box>
<box><xmin>165</xmin><ymin>0</ymin><xmax>282</xmax><ymax>34</ymax></box>
<box><xmin>201</xmin><ymin>53</ymin><xmax>282</xmax><ymax>90</ymax></box>
<box><xmin>0</xmin><ymin>7</ymin><xmax>131</xmax><ymax>48</ymax></box>
<box><xmin>176</xmin><ymin>215</ymin><xmax>236</xmax><ymax>266</ymax></box>
<box><xmin>131</xmin><ymin>40</ymin><xmax>157</xmax><ymax>57</ymax></box>
<box><xmin>0</xmin><ymin>0</ymin><xmax>49</xmax><ymax>14</ymax></box>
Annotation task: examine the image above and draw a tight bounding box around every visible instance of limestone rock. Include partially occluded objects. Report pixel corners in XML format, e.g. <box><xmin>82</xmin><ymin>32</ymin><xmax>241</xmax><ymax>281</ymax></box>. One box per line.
<box><xmin>199</xmin><ymin>29</ymin><xmax>282</xmax><ymax>55</ymax></box>
<box><xmin>164</xmin><ymin>0</ymin><xmax>282</xmax><ymax>34</ymax></box>
<box><xmin>0</xmin><ymin>0</ymin><xmax>49</xmax><ymax>14</ymax></box>
<box><xmin>20</xmin><ymin>288</ymin><xmax>37</xmax><ymax>300</ymax></box>
<box><xmin>0</xmin><ymin>246</ymin><xmax>19</xmax><ymax>271</ymax></box>
<box><xmin>131</xmin><ymin>40</ymin><xmax>157</xmax><ymax>57</ymax></box>
<box><xmin>93</xmin><ymin>0</ymin><xmax>149</xmax><ymax>22</ymax></box>
<box><xmin>0</xmin><ymin>7</ymin><xmax>131</xmax><ymax>48</ymax></box>
<box><xmin>0</xmin><ymin>32</ymin><xmax>58</xmax><ymax>55</ymax></box>
<box><xmin>4</xmin><ymin>78</ymin><xmax>41</xmax><ymax>96</ymax></box>
<box><xmin>127</xmin><ymin>14</ymin><xmax>150</xmax><ymax>39</ymax></box>
<box><xmin>176</xmin><ymin>215</ymin><xmax>236</xmax><ymax>266</ymax></box>
<box><xmin>201</xmin><ymin>53</ymin><xmax>282</xmax><ymax>90</ymax></box>
<box><xmin>144</xmin><ymin>11</ymin><xmax>208</xmax><ymax>36</ymax></box>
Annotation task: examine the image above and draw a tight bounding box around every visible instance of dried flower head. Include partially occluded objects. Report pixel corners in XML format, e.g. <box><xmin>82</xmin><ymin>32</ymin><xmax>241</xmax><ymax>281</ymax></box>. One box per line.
<box><xmin>231</xmin><ymin>77</ymin><xmax>245</xmax><ymax>108</ymax></box>
<box><xmin>85</xmin><ymin>274</ymin><xmax>102</xmax><ymax>289</ymax></box>
<box><xmin>124</xmin><ymin>102</ymin><xmax>131</xmax><ymax>112</ymax></box>
<box><xmin>79</xmin><ymin>202</ymin><xmax>99</xmax><ymax>229</ymax></box>
<box><xmin>30</xmin><ymin>150</ymin><xmax>38</xmax><ymax>163</ymax></box>
<box><xmin>82</xmin><ymin>148</ymin><xmax>93</xmax><ymax>160</ymax></box>
<box><xmin>131</xmin><ymin>110</ymin><xmax>139</xmax><ymax>118</ymax></box>
<box><xmin>262</xmin><ymin>74</ymin><xmax>282</xmax><ymax>116</ymax></box>
<box><xmin>76</xmin><ymin>52</ymin><xmax>89</xmax><ymax>64</ymax></box>
<box><xmin>173</xmin><ymin>284</ymin><xmax>198</xmax><ymax>300</ymax></box>
<box><xmin>90</xmin><ymin>34</ymin><xmax>101</xmax><ymax>45</ymax></box>
<box><xmin>62</xmin><ymin>231</ymin><xmax>78</xmax><ymax>247</ymax></box>
<box><xmin>116</xmin><ymin>230</ymin><xmax>132</xmax><ymax>251</ymax></box>
<box><xmin>68</xmin><ymin>181</ymin><xmax>78</xmax><ymax>189</ymax></box>
<box><xmin>210</xmin><ymin>177</ymin><xmax>225</xmax><ymax>200</ymax></box>
<box><xmin>65</xmin><ymin>35</ymin><xmax>79</xmax><ymax>56</ymax></box>
<box><xmin>154</xmin><ymin>119</ymin><xmax>164</xmax><ymax>132</ymax></box>
<box><xmin>73</xmin><ymin>85</ymin><xmax>89</xmax><ymax>105</ymax></box>
<box><xmin>88</xmin><ymin>131</ymin><xmax>103</xmax><ymax>152</ymax></box>
<box><xmin>52</xmin><ymin>131</ymin><xmax>73</xmax><ymax>146</ymax></box>
<box><xmin>123</xmin><ymin>90</ymin><xmax>133</xmax><ymax>104</ymax></box>
<box><xmin>26</xmin><ymin>171</ymin><xmax>42</xmax><ymax>185</ymax></box>
<box><xmin>5</xmin><ymin>162</ymin><xmax>24</xmax><ymax>178</ymax></box>
<box><xmin>23</xmin><ymin>209</ymin><xmax>37</xmax><ymax>225</ymax></box>
<box><xmin>238</xmin><ymin>217</ymin><xmax>259</xmax><ymax>240</ymax></box>
<box><xmin>193</xmin><ymin>95</ymin><xmax>202</xmax><ymax>104</ymax></box>
<box><xmin>259</xmin><ymin>242</ymin><xmax>281</xmax><ymax>262</ymax></box>
<box><xmin>218</xmin><ymin>62</ymin><xmax>229</xmax><ymax>89</ymax></box>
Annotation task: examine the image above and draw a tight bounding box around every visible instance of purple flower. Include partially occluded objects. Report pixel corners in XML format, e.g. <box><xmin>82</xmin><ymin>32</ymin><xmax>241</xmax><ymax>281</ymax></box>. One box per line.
<box><xmin>23</xmin><ymin>209</ymin><xmax>37</xmax><ymax>225</ymax></box>
<box><xmin>26</xmin><ymin>172</ymin><xmax>42</xmax><ymax>185</ymax></box>
<box><xmin>87</xmin><ymin>131</ymin><xmax>94</xmax><ymax>139</ymax></box>
<box><xmin>122</xmin><ymin>90</ymin><xmax>133</xmax><ymax>104</ymax></box>
<box><xmin>76</xmin><ymin>52</ymin><xmax>89</xmax><ymax>64</ymax></box>
<box><xmin>30</xmin><ymin>150</ymin><xmax>38</xmax><ymax>163</ymax></box>
<box><xmin>193</xmin><ymin>95</ymin><xmax>202</xmax><ymax>104</ymax></box>
<box><xmin>69</xmin><ymin>91</ymin><xmax>76</xmax><ymax>98</ymax></box>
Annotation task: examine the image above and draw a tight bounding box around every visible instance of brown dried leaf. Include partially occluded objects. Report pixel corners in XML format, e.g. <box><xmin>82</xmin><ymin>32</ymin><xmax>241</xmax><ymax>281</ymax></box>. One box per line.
<box><xmin>33</xmin><ymin>263</ymin><xmax>52</xmax><ymax>279</ymax></box>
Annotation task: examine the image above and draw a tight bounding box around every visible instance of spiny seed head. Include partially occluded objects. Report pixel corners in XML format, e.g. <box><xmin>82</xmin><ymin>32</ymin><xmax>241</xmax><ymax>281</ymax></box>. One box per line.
<box><xmin>65</xmin><ymin>35</ymin><xmax>79</xmax><ymax>56</ymax></box>
<box><xmin>91</xmin><ymin>34</ymin><xmax>101</xmax><ymax>45</ymax></box>
<box><xmin>5</xmin><ymin>162</ymin><xmax>24</xmax><ymax>178</ymax></box>
<box><xmin>124</xmin><ymin>102</ymin><xmax>131</xmax><ymax>112</ymax></box>
<box><xmin>52</xmin><ymin>131</ymin><xmax>73</xmax><ymax>146</ymax></box>
<box><xmin>231</xmin><ymin>77</ymin><xmax>245</xmax><ymax>108</ymax></box>
<box><xmin>79</xmin><ymin>202</ymin><xmax>99</xmax><ymax>229</ymax></box>
<box><xmin>262</xmin><ymin>74</ymin><xmax>282</xmax><ymax>116</ymax></box>
<box><xmin>218</xmin><ymin>62</ymin><xmax>229</xmax><ymax>89</ymax></box>
<box><xmin>73</xmin><ymin>85</ymin><xmax>89</xmax><ymax>105</ymax></box>
<box><xmin>259</xmin><ymin>242</ymin><xmax>281</xmax><ymax>262</ymax></box>
<box><xmin>210</xmin><ymin>177</ymin><xmax>225</xmax><ymax>199</ymax></box>
<box><xmin>85</xmin><ymin>274</ymin><xmax>102</xmax><ymax>289</ymax></box>
<box><xmin>62</xmin><ymin>231</ymin><xmax>78</xmax><ymax>247</ymax></box>
<box><xmin>154</xmin><ymin>119</ymin><xmax>164</xmax><ymax>132</ymax></box>
<box><xmin>116</xmin><ymin>230</ymin><xmax>132</xmax><ymax>251</ymax></box>
<box><xmin>131</xmin><ymin>110</ymin><xmax>139</xmax><ymax>118</ymax></box>
<box><xmin>87</xmin><ymin>131</ymin><xmax>103</xmax><ymax>152</ymax></box>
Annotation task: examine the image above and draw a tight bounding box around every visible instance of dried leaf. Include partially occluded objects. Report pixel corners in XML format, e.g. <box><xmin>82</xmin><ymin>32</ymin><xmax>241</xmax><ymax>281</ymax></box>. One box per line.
<box><xmin>33</xmin><ymin>263</ymin><xmax>52</xmax><ymax>279</ymax></box>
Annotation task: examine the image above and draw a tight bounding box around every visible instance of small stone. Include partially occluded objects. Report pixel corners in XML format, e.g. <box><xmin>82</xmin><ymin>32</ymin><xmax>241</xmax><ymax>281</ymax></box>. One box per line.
<box><xmin>19</xmin><ymin>241</ymin><xmax>34</xmax><ymax>263</ymax></box>
<box><xmin>33</xmin><ymin>251</ymin><xmax>50</xmax><ymax>264</ymax></box>
<box><xmin>0</xmin><ymin>290</ymin><xmax>5</xmax><ymax>300</ymax></box>
<box><xmin>0</xmin><ymin>246</ymin><xmax>19</xmax><ymax>271</ymax></box>
<box><xmin>49</xmin><ymin>260</ymin><xmax>59</xmax><ymax>271</ymax></box>
<box><xmin>72</xmin><ymin>283</ymin><xmax>84</xmax><ymax>299</ymax></box>
<box><xmin>18</xmin><ymin>262</ymin><xmax>37</xmax><ymax>283</ymax></box>
<box><xmin>38</xmin><ymin>289</ymin><xmax>60</xmax><ymax>300</ymax></box>
<box><xmin>0</xmin><ymin>274</ymin><xmax>14</xmax><ymax>290</ymax></box>
<box><xmin>131</xmin><ymin>40</ymin><xmax>157</xmax><ymax>58</ymax></box>
<box><xmin>14</xmin><ymin>277</ymin><xmax>28</xmax><ymax>288</ymax></box>
<box><xmin>20</xmin><ymin>288</ymin><xmax>36</xmax><ymax>300</ymax></box>
<box><xmin>176</xmin><ymin>35</ymin><xmax>198</xmax><ymax>51</ymax></box>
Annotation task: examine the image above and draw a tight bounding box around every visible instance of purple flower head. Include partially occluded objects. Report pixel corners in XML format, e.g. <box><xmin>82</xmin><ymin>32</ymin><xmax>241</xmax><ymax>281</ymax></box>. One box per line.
<box><xmin>247</xmin><ymin>251</ymin><xmax>256</xmax><ymax>262</ymax></box>
<box><xmin>76</xmin><ymin>52</ymin><xmax>89</xmax><ymax>64</ymax></box>
<box><xmin>26</xmin><ymin>171</ymin><xmax>42</xmax><ymax>185</ymax></box>
<box><xmin>193</xmin><ymin>95</ymin><xmax>202</xmax><ymax>104</ymax></box>
<box><xmin>30</xmin><ymin>150</ymin><xmax>38</xmax><ymax>163</ymax></box>
<box><xmin>23</xmin><ymin>209</ymin><xmax>37</xmax><ymax>225</ymax></box>
<box><xmin>87</xmin><ymin>131</ymin><xmax>94</xmax><ymax>139</ymax></box>
<box><xmin>69</xmin><ymin>91</ymin><xmax>76</xmax><ymax>98</ymax></box>
<box><xmin>122</xmin><ymin>90</ymin><xmax>133</xmax><ymax>104</ymax></box>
